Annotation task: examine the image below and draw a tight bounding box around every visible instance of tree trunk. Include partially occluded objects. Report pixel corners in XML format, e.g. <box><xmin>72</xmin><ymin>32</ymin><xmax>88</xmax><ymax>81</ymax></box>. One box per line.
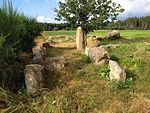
<box><xmin>82</xmin><ymin>31</ymin><xmax>87</xmax><ymax>49</ymax></box>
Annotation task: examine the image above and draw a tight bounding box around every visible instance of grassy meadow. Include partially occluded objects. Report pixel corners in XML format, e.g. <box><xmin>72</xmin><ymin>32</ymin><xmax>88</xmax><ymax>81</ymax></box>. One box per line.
<box><xmin>1</xmin><ymin>30</ymin><xmax>150</xmax><ymax>113</ymax></box>
<box><xmin>44</xmin><ymin>30</ymin><xmax>150</xmax><ymax>39</ymax></box>
<box><xmin>40</xmin><ymin>30</ymin><xmax>150</xmax><ymax>113</ymax></box>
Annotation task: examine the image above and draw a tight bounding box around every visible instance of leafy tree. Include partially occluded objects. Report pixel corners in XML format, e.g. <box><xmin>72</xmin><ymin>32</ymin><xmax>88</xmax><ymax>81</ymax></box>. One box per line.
<box><xmin>55</xmin><ymin>0</ymin><xmax>124</xmax><ymax>35</ymax></box>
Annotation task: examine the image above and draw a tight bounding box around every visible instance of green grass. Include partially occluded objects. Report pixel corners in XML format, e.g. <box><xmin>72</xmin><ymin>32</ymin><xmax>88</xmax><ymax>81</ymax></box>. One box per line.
<box><xmin>1</xmin><ymin>30</ymin><xmax>150</xmax><ymax>113</ymax></box>
<box><xmin>44</xmin><ymin>30</ymin><xmax>75</xmax><ymax>37</ymax></box>
<box><xmin>44</xmin><ymin>30</ymin><xmax>150</xmax><ymax>39</ymax></box>
<box><xmin>43</xmin><ymin>30</ymin><xmax>150</xmax><ymax>113</ymax></box>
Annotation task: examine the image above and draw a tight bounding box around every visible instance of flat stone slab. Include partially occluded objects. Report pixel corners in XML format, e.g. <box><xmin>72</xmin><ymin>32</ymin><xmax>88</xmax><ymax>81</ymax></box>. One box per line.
<box><xmin>44</xmin><ymin>56</ymin><xmax>66</xmax><ymax>71</ymax></box>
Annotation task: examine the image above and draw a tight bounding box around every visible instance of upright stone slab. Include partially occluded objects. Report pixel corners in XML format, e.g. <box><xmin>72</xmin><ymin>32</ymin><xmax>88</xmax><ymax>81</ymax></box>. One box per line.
<box><xmin>32</xmin><ymin>46</ymin><xmax>46</xmax><ymax>64</ymax></box>
<box><xmin>24</xmin><ymin>64</ymin><xmax>44</xmax><ymax>94</ymax></box>
<box><xmin>109</xmin><ymin>60</ymin><xmax>126</xmax><ymax>82</ymax></box>
<box><xmin>76</xmin><ymin>27</ymin><xmax>84</xmax><ymax>50</ymax></box>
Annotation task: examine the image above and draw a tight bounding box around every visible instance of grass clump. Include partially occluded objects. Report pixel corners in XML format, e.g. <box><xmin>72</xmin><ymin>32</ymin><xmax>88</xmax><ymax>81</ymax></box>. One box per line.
<box><xmin>0</xmin><ymin>0</ymin><xmax>42</xmax><ymax>89</ymax></box>
<box><xmin>81</xmin><ymin>55</ymin><xmax>91</xmax><ymax>64</ymax></box>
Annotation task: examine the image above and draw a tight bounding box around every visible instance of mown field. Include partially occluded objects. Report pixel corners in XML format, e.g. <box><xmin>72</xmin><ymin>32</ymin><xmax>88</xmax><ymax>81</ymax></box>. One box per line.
<box><xmin>44</xmin><ymin>30</ymin><xmax>150</xmax><ymax>39</ymax></box>
<box><xmin>41</xmin><ymin>30</ymin><xmax>150</xmax><ymax>113</ymax></box>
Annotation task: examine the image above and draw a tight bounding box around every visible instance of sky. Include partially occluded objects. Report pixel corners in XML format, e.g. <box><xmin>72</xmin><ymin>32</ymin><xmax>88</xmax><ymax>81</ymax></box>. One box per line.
<box><xmin>1</xmin><ymin>0</ymin><xmax>150</xmax><ymax>23</ymax></box>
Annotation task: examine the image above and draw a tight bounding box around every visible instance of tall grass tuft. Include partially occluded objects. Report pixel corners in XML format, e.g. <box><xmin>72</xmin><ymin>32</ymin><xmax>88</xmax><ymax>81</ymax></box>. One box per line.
<box><xmin>0</xmin><ymin>0</ymin><xmax>42</xmax><ymax>89</ymax></box>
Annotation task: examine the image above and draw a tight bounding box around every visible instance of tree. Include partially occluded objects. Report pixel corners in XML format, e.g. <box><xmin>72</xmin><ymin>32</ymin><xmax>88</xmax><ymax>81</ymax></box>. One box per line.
<box><xmin>55</xmin><ymin>0</ymin><xmax>124</xmax><ymax>35</ymax></box>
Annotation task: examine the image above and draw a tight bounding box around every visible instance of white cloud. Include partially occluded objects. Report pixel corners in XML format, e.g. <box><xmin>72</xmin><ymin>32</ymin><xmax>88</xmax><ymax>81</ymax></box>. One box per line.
<box><xmin>37</xmin><ymin>16</ymin><xmax>45</xmax><ymax>23</ymax></box>
<box><xmin>40</xmin><ymin>0</ymin><xmax>150</xmax><ymax>22</ymax></box>
<box><xmin>116</xmin><ymin>0</ymin><xmax>150</xmax><ymax>19</ymax></box>
<box><xmin>57</xmin><ymin>0</ymin><xmax>150</xmax><ymax>19</ymax></box>
<box><xmin>36</xmin><ymin>16</ymin><xmax>60</xmax><ymax>23</ymax></box>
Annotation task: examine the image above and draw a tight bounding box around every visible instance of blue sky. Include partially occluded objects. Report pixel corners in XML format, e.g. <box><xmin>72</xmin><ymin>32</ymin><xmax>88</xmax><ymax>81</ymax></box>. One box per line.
<box><xmin>1</xmin><ymin>0</ymin><xmax>150</xmax><ymax>23</ymax></box>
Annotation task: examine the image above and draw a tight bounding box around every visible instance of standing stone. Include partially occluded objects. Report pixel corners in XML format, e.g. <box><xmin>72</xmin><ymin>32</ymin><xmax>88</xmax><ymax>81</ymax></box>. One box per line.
<box><xmin>24</xmin><ymin>64</ymin><xmax>44</xmax><ymax>94</ymax></box>
<box><xmin>109</xmin><ymin>60</ymin><xmax>126</xmax><ymax>82</ymax></box>
<box><xmin>76</xmin><ymin>27</ymin><xmax>84</xmax><ymax>50</ymax></box>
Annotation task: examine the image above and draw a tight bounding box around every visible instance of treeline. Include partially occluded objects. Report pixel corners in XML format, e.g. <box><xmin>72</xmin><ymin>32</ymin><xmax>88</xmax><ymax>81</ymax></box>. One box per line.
<box><xmin>108</xmin><ymin>16</ymin><xmax>150</xmax><ymax>30</ymax></box>
<box><xmin>38</xmin><ymin>23</ymin><xmax>74</xmax><ymax>31</ymax></box>
<box><xmin>39</xmin><ymin>16</ymin><xmax>150</xmax><ymax>31</ymax></box>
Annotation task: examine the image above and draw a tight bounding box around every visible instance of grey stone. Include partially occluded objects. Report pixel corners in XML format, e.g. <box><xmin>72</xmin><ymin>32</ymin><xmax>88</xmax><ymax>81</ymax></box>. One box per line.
<box><xmin>109</xmin><ymin>60</ymin><xmax>126</xmax><ymax>82</ymax></box>
<box><xmin>24</xmin><ymin>64</ymin><xmax>44</xmax><ymax>94</ymax></box>
<box><xmin>85</xmin><ymin>46</ymin><xmax>109</xmax><ymax>65</ymax></box>
<box><xmin>32</xmin><ymin>46</ymin><xmax>46</xmax><ymax>64</ymax></box>
<box><xmin>76</xmin><ymin>27</ymin><xmax>84</xmax><ymax>50</ymax></box>
<box><xmin>44</xmin><ymin>56</ymin><xmax>66</xmax><ymax>71</ymax></box>
<box><xmin>99</xmin><ymin>44</ymin><xmax>118</xmax><ymax>51</ymax></box>
<box><xmin>108</xmin><ymin>30</ymin><xmax>120</xmax><ymax>39</ymax></box>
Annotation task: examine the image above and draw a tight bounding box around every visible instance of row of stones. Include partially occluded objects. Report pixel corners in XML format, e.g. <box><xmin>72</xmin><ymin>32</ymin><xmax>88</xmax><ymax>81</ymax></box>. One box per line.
<box><xmin>85</xmin><ymin>46</ymin><xmax>126</xmax><ymax>82</ymax></box>
<box><xmin>76</xmin><ymin>27</ymin><xmax>126</xmax><ymax>82</ymax></box>
<box><xmin>24</xmin><ymin>43</ymin><xmax>66</xmax><ymax>94</ymax></box>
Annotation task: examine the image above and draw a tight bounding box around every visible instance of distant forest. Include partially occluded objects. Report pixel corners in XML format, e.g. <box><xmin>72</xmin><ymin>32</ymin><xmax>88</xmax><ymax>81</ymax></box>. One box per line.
<box><xmin>38</xmin><ymin>16</ymin><xmax>150</xmax><ymax>31</ymax></box>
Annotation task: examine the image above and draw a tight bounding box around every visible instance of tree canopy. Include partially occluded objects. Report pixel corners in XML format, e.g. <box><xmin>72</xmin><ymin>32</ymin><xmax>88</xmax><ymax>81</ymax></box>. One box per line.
<box><xmin>55</xmin><ymin>0</ymin><xmax>124</xmax><ymax>34</ymax></box>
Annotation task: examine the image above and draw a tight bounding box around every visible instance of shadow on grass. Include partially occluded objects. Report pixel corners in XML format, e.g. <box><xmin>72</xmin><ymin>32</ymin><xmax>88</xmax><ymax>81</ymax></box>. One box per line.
<box><xmin>43</xmin><ymin>58</ymin><xmax>85</xmax><ymax>90</ymax></box>
<box><xmin>100</xmin><ymin>37</ymin><xmax>150</xmax><ymax>45</ymax></box>
<box><xmin>43</xmin><ymin>46</ymin><xmax>86</xmax><ymax>90</ymax></box>
<box><xmin>46</xmin><ymin>47</ymin><xmax>76</xmax><ymax>57</ymax></box>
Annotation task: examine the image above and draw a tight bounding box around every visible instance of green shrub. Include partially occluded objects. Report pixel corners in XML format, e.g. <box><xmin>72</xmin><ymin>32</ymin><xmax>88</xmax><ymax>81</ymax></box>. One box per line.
<box><xmin>0</xmin><ymin>0</ymin><xmax>42</xmax><ymax>89</ymax></box>
<box><xmin>0</xmin><ymin>34</ymin><xmax>24</xmax><ymax>90</ymax></box>
<box><xmin>0</xmin><ymin>0</ymin><xmax>42</xmax><ymax>52</ymax></box>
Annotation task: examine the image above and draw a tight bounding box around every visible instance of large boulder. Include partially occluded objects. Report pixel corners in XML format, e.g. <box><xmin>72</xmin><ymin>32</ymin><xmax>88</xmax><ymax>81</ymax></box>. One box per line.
<box><xmin>32</xmin><ymin>46</ymin><xmax>46</xmax><ymax>64</ymax></box>
<box><xmin>44</xmin><ymin>56</ymin><xmax>66</xmax><ymax>71</ymax></box>
<box><xmin>76</xmin><ymin>27</ymin><xmax>84</xmax><ymax>50</ymax></box>
<box><xmin>108</xmin><ymin>30</ymin><xmax>120</xmax><ymax>39</ymax></box>
<box><xmin>85</xmin><ymin>46</ymin><xmax>110</xmax><ymax>65</ymax></box>
<box><xmin>109</xmin><ymin>60</ymin><xmax>126</xmax><ymax>82</ymax></box>
<box><xmin>24</xmin><ymin>64</ymin><xmax>44</xmax><ymax>94</ymax></box>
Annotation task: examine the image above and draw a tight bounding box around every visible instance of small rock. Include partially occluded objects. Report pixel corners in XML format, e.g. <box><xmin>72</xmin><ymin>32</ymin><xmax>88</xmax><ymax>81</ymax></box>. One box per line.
<box><xmin>109</xmin><ymin>60</ymin><xmax>126</xmax><ymax>82</ymax></box>
<box><xmin>100</xmin><ymin>44</ymin><xmax>118</xmax><ymax>50</ymax></box>
<box><xmin>24</xmin><ymin>64</ymin><xmax>44</xmax><ymax>94</ymax></box>
<box><xmin>44</xmin><ymin>56</ymin><xmax>66</xmax><ymax>71</ymax></box>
